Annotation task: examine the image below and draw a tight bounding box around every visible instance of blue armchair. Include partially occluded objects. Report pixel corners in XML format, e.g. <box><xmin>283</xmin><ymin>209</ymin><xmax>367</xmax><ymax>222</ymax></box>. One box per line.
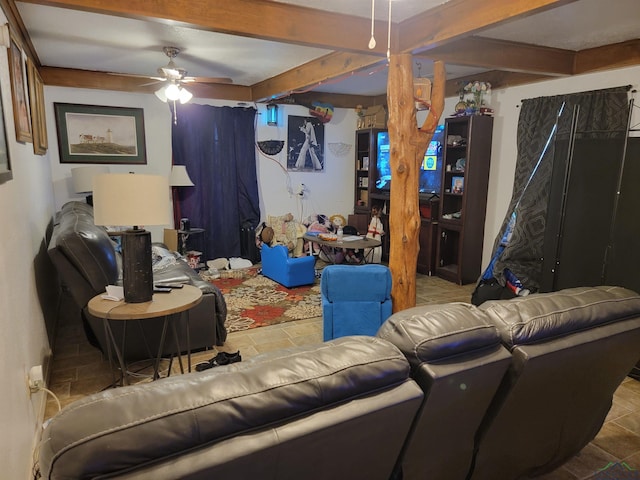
<box><xmin>261</xmin><ymin>244</ymin><xmax>316</xmax><ymax>288</ymax></box>
<box><xmin>321</xmin><ymin>264</ymin><xmax>392</xmax><ymax>341</ymax></box>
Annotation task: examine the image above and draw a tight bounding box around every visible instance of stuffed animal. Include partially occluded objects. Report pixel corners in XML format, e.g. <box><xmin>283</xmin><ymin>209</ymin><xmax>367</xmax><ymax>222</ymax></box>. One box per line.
<box><xmin>265</xmin><ymin>213</ymin><xmax>306</xmax><ymax>257</ymax></box>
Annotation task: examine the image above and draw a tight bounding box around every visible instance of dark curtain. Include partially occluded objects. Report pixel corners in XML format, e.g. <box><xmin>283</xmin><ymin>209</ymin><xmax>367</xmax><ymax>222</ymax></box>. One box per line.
<box><xmin>171</xmin><ymin>103</ymin><xmax>260</xmax><ymax>259</ymax></box>
<box><xmin>486</xmin><ymin>86</ymin><xmax>630</xmax><ymax>292</ymax></box>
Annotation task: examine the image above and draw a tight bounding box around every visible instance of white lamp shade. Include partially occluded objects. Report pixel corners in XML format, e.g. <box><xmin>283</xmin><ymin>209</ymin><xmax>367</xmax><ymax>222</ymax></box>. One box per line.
<box><xmin>169</xmin><ymin>165</ymin><xmax>195</xmax><ymax>186</ymax></box>
<box><xmin>179</xmin><ymin>87</ymin><xmax>193</xmax><ymax>104</ymax></box>
<box><xmin>71</xmin><ymin>165</ymin><xmax>110</xmax><ymax>193</ymax></box>
<box><xmin>154</xmin><ymin>86</ymin><xmax>168</xmax><ymax>102</ymax></box>
<box><xmin>93</xmin><ymin>173</ymin><xmax>171</xmax><ymax>227</ymax></box>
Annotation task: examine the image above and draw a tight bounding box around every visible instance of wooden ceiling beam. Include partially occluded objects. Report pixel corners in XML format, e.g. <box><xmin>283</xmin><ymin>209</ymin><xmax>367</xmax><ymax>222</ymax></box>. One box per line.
<box><xmin>425</xmin><ymin>37</ymin><xmax>575</xmax><ymax>76</ymax></box>
<box><xmin>399</xmin><ymin>0</ymin><xmax>580</xmax><ymax>53</ymax></box>
<box><xmin>574</xmin><ymin>39</ymin><xmax>640</xmax><ymax>74</ymax></box>
<box><xmin>250</xmin><ymin>52</ymin><xmax>385</xmax><ymax>103</ymax></box>
<box><xmin>17</xmin><ymin>0</ymin><xmax>391</xmax><ymax>56</ymax></box>
<box><xmin>444</xmin><ymin>70</ymin><xmax>554</xmax><ymax>98</ymax></box>
<box><xmin>40</xmin><ymin>66</ymin><xmax>253</xmax><ymax>101</ymax></box>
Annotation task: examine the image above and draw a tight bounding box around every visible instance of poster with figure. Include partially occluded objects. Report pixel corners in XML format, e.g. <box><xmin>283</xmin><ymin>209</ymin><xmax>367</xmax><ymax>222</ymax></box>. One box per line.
<box><xmin>287</xmin><ymin>115</ymin><xmax>324</xmax><ymax>172</ymax></box>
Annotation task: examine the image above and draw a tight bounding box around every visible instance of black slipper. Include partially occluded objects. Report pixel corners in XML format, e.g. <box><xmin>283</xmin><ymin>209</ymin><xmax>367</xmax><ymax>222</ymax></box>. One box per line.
<box><xmin>195</xmin><ymin>351</ymin><xmax>242</xmax><ymax>371</ymax></box>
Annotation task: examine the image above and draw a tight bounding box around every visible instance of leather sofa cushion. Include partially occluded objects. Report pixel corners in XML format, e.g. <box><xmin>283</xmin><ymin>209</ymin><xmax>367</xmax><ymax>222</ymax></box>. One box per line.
<box><xmin>39</xmin><ymin>336</ymin><xmax>412</xmax><ymax>479</ymax></box>
<box><xmin>480</xmin><ymin>285</ymin><xmax>640</xmax><ymax>348</ymax></box>
<box><xmin>51</xmin><ymin>203</ymin><xmax>119</xmax><ymax>293</ymax></box>
<box><xmin>378</xmin><ymin>303</ymin><xmax>501</xmax><ymax>364</ymax></box>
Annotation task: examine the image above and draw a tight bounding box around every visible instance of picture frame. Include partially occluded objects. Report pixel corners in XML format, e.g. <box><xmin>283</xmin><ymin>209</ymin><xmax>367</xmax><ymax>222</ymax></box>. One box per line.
<box><xmin>54</xmin><ymin>103</ymin><xmax>147</xmax><ymax>164</ymax></box>
<box><xmin>451</xmin><ymin>176</ymin><xmax>464</xmax><ymax>194</ymax></box>
<box><xmin>8</xmin><ymin>35</ymin><xmax>31</xmax><ymax>143</ymax></box>
<box><xmin>26</xmin><ymin>58</ymin><xmax>47</xmax><ymax>155</ymax></box>
<box><xmin>0</xmin><ymin>79</ymin><xmax>12</xmax><ymax>185</ymax></box>
<box><xmin>287</xmin><ymin>115</ymin><xmax>324</xmax><ymax>172</ymax></box>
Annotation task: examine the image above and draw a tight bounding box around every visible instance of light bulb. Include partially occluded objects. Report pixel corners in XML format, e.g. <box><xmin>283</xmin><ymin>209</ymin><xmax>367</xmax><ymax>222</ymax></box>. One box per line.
<box><xmin>165</xmin><ymin>83</ymin><xmax>181</xmax><ymax>101</ymax></box>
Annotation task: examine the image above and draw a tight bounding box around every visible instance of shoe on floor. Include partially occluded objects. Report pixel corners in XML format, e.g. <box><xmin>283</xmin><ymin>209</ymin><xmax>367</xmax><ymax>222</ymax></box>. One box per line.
<box><xmin>195</xmin><ymin>351</ymin><xmax>242</xmax><ymax>371</ymax></box>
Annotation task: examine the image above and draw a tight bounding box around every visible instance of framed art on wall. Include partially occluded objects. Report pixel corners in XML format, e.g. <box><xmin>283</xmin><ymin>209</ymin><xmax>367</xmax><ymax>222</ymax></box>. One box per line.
<box><xmin>54</xmin><ymin>103</ymin><xmax>147</xmax><ymax>164</ymax></box>
<box><xmin>27</xmin><ymin>58</ymin><xmax>47</xmax><ymax>155</ymax></box>
<box><xmin>8</xmin><ymin>35</ymin><xmax>31</xmax><ymax>143</ymax></box>
<box><xmin>0</xmin><ymin>80</ymin><xmax>12</xmax><ymax>185</ymax></box>
<box><xmin>287</xmin><ymin>115</ymin><xmax>324</xmax><ymax>172</ymax></box>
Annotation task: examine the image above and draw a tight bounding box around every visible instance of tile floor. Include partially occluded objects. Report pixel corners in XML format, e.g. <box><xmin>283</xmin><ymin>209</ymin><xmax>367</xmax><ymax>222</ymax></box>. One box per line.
<box><xmin>44</xmin><ymin>274</ymin><xmax>640</xmax><ymax>479</ymax></box>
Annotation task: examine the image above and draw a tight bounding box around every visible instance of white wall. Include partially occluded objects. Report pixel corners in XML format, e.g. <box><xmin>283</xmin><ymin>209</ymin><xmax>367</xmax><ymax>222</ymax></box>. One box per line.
<box><xmin>0</xmin><ymin>9</ymin><xmax>55</xmax><ymax>478</ymax></box>
<box><xmin>254</xmin><ymin>104</ymin><xmax>358</xmax><ymax>224</ymax></box>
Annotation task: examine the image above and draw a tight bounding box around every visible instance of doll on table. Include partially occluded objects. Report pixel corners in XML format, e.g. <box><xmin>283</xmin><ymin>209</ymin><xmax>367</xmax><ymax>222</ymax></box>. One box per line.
<box><xmin>365</xmin><ymin>203</ymin><xmax>384</xmax><ymax>263</ymax></box>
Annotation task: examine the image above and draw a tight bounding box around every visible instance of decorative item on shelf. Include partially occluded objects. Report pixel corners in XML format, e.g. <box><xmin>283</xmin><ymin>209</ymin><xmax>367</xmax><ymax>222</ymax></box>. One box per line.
<box><xmin>451</xmin><ymin>176</ymin><xmax>464</xmax><ymax>194</ymax></box>
<box><xmin>355</xmin><ymin>105</ymin><xmax>366</xmax><ymax>129</ymax></box>
<box><xmin>358</xmin><ymin>105</ymin><xmax>387</xmax><ymax>129</ymax></box>
<box><xmin>413</xmin><ymin>62</ymin><xmax>432</xmax><ymax>111</ymax></box>
<box><xmin>93</xmin><ymin>173</ymin><xmax>171</xmax><ymax>303</ymax></box>
<box><xmin>462</xmin><ymin>81</ymin><xmax>492</xmax><ymax>115</ymax></box>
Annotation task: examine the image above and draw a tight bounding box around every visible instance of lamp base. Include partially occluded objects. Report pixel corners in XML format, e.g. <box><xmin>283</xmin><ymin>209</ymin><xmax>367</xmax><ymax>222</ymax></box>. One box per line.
<box><xmin>122</xmin><ymin>229</ymin><xmax>153</xmax><ymax>303</ymax></box>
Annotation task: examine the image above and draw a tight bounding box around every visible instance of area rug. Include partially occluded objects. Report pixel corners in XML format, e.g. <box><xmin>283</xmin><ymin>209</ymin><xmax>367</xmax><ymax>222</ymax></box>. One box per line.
<box><xmin>202</xmin><ymin>267</ymin><xmax>322</xmax><ymax>332</ymax></box>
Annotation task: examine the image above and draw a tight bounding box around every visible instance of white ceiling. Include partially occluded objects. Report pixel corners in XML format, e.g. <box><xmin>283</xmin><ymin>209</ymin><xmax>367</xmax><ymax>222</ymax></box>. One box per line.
<box><xmin>15</xmin><ymin>0</ymin><xmax>640</xmax><ymax>97</ymax></box>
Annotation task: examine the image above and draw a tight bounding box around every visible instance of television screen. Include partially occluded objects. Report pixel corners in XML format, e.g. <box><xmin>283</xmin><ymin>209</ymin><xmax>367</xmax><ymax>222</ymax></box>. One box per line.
<box><xmin>375</xmin><ymin>131</ymin><xmax>391</xmax><ymax>191</ymax></box>
<box><xmin>375</xmin><ymin>126</ymin><xmax>444</xmax><ymax>194</ymax></box>
<box><xmin>419</xmin><ymin>124</ymin><xmax>444</xmax><ymax>195</ymax></box>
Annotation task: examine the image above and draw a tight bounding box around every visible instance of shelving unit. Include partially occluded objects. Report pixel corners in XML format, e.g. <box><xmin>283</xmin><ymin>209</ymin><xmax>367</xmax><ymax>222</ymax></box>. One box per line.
<box><xmin>354</xmin><ymin>128</ymin><xmax>384</xmax><ymax>214</ymax></box>
<box><xmin>436</xmin><ymin>115</ymin><xmax>493</xmax><ymax>284</ymax></box>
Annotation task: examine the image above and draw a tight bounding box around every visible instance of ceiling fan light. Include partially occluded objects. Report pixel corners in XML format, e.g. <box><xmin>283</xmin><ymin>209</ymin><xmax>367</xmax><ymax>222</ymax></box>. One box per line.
<box><xmin>178</xmin><ymin>87</ymin><xmax>193</xmax><ymax>104</ymax></box>
<box><xmin>165</xmin><ymin>83</ymin><xmax>181</xmax><ymax>101</ymax></box>
<box><xmin>154</xmin><ymin>86</ymin><xmax>168</xmax><ymax>102</ymax></box>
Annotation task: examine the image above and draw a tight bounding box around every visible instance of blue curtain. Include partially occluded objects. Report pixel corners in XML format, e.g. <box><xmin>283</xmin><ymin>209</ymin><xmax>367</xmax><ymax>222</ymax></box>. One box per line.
<box><xmin>171</xmin><ymin>103</ymin><xmax>259</xmax><ymax>259</ymax></box>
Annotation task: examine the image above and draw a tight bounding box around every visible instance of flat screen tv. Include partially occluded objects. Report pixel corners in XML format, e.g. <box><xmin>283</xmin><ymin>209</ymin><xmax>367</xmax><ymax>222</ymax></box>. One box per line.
<box><xmin>375</xmin><ymin>125</ymin><xmax>444</xmax><ymax>195</ymax></box>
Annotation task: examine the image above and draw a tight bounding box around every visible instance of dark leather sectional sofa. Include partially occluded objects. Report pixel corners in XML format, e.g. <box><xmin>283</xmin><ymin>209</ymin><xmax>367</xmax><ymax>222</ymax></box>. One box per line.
<box><xmin>47</xmin><ymin>201</ymin><xmax>227</xmax><ymax>359</ymax></box>
<box><xmin>37</xmin><ymin>285</ymin><xmax>640</xmax><ymax>480</ymax></box>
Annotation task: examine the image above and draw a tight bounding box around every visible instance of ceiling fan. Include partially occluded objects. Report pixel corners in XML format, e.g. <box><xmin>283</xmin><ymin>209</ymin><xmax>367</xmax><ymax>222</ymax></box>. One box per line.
<box><xmin>149</xmin><ymin>46</ymin><xmax>233</xmax><ymax>87</ymax></box>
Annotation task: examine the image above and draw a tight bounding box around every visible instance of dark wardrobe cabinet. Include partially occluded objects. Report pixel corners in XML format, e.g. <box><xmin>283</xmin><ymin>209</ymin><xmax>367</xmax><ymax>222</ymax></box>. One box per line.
<box><xmin>541</xmin><ymin>137</ymin><xmax>640</xmax><ymax>294</ymax></box>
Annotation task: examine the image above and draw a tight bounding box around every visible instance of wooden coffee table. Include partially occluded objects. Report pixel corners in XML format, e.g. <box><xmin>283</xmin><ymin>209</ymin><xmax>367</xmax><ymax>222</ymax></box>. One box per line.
<box><xmin>88</xmin><ymin>285</ymin><xmax>203</xmax><ymax>385</ymax></box>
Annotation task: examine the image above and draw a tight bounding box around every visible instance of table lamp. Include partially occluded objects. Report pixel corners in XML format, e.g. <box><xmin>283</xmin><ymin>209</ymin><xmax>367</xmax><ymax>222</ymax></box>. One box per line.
<box><xmin>93</xmin><ymin>173</ymin><xmax>171</xmax><ymax>303</ymax></box>
<box><xmin>71</xmin><ymin>165</ymin><xmax>109</xmax><ymax>206</ymax></box>
<box><xmin>169</xmin><ymin>164</ymin><xmax>195</xmax><ymax>228</ymax></box>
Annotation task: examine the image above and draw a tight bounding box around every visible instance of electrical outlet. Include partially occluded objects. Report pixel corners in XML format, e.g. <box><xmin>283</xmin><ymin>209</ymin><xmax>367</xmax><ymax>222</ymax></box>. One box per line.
<box><xmin>28</xmin><ymin>365</ymin><xmax>44</xmax><ymax>393</ymax></box>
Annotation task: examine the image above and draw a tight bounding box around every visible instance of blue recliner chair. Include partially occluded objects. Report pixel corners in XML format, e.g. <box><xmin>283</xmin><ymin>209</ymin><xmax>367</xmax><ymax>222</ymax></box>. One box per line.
<box><xmin>321</xmin><ymin>264</ymin><xmax>392</xmax><ymax>341</ymax></box>
<box><xmin>260</xmin><ymin>244</ymin><xmax>316</xmax><ymax>288</ymax></box>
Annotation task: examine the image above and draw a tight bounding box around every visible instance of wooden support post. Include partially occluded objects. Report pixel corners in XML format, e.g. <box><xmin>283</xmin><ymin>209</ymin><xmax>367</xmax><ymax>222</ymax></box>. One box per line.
<box><xmin>387</xmin><ymin>56</ymin><xmax>445</xmax><ymax>312</ymax></box>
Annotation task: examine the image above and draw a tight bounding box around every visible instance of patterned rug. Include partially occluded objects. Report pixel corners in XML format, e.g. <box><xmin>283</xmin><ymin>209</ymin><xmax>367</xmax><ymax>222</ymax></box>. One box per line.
<box><xmin>202</xmin><ymin>267</ymin><xmax>322</xmax><ymax>332</ymax></box>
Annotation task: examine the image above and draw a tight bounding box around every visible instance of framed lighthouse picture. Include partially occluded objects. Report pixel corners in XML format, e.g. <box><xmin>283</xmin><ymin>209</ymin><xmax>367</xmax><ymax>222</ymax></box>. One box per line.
<box><xmin>54</xmin><ymin>103</ymin><xmax>147</xmax><ymax>164</ymax></box>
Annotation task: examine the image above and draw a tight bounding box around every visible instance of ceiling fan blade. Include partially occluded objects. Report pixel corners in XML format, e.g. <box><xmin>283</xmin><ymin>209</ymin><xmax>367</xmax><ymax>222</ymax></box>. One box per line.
<box><xmin>139</xmin><ymin>79</ymin><xmax>165</xmax><ymax>87</ymax></box>
<box><xmin>186</xmin><ymin>76</ymin><xmax>233</xmax><ymax>84</ymax></box>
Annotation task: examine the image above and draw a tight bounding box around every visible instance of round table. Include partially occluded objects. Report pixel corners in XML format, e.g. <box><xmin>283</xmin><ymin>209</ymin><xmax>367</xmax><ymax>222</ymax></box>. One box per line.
<box><xmin>88</xmin><ymin>285</ymin><xmax>203</xmax><ymax>384</ymax></box>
